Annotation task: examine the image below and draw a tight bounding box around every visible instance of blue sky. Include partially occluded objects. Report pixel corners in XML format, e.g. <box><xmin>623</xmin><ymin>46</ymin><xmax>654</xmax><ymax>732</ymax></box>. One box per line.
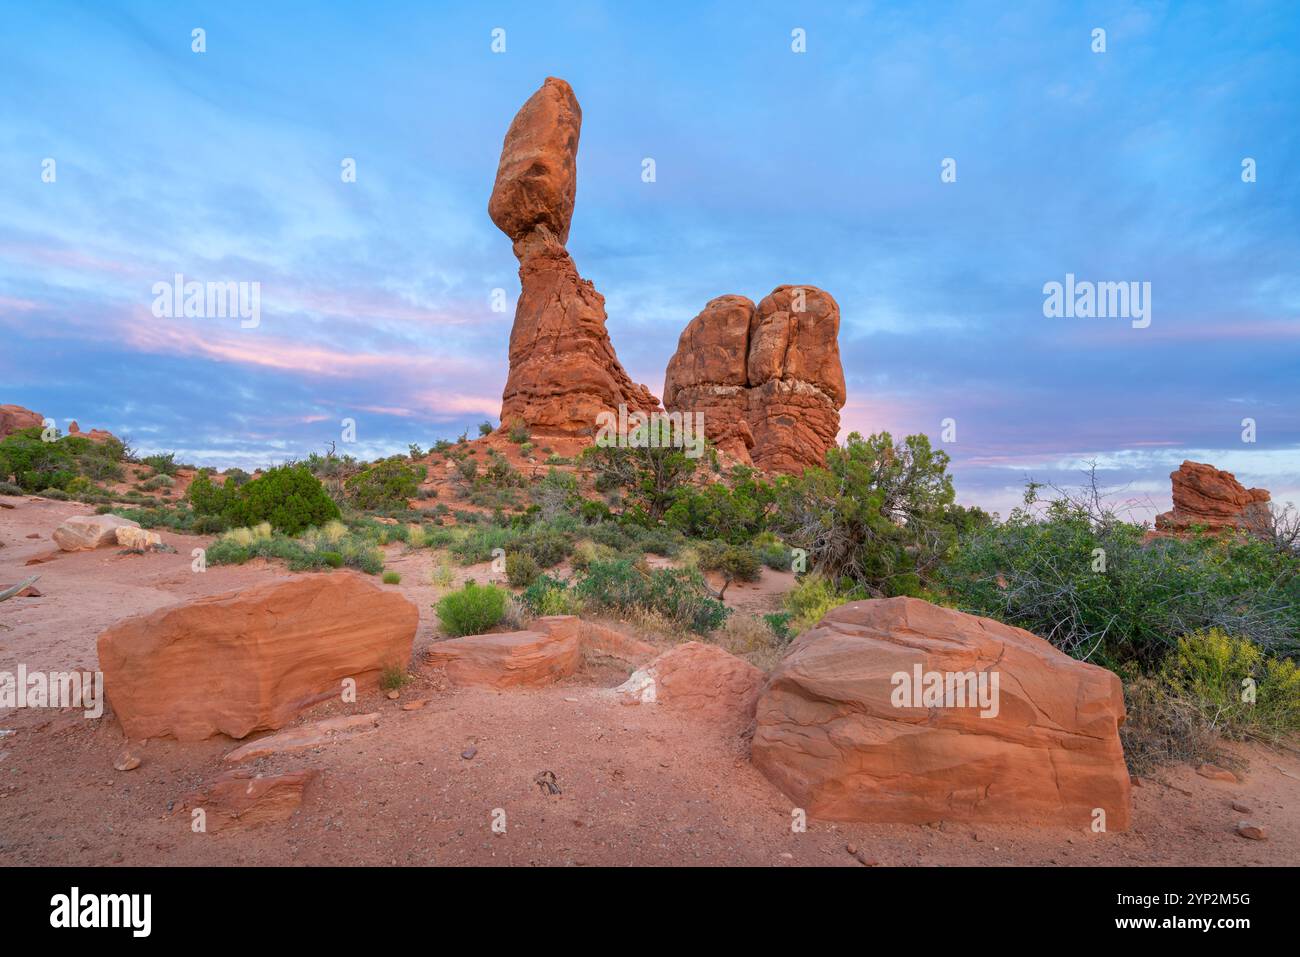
<box><xmin>1</xmin><ymin>0</ymin><xmax>1297</xmax><ymax>517</ymax></box>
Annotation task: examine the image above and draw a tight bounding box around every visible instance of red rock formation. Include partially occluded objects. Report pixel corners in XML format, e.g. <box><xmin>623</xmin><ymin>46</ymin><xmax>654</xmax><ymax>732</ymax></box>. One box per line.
<box><xmin>491</xmin><ymin>77</ymin><xmax>659</xmax><ymax>435</ymax></box>
<box><xmin>1155</xmin><ymin>460</ymin><xmax>1271</xmax><ymax>534</ymax></box>
<box><xmin>752</xmin><ymin>597</ymin><xmax>1131</xmax><ymax>828</ymax></box>
<box><xmin>97</xmin><ymin>573</ymin><xmax>418</xmax><ymax>741</ymax></box>
<box><xmin>67</xmin><ymin>420</ymin><xmax>117</xmax><ymax>444</ymax></box>
<box><xmin>614</xmin><ymin>641</ymin><xmax>762</xmax><ymax>730</ymax></box>
<box><xmin>423</xmin><ymin>616</ymin><xmax>583</xmax><ymax>688</ymax></box>
<box><xmin>0</xmin><ymin>404</ymin><xmax>43</xmax><ymax>440</ymax></box>
<box><xmin>178</xmin><ymin>769</ymin><xmax>318</xmax><ymax>831</ymax></box>
<box><xmin>663</xmin><ymin>286</ymin><xmax>845</xmax><ymax>474</ymax></box>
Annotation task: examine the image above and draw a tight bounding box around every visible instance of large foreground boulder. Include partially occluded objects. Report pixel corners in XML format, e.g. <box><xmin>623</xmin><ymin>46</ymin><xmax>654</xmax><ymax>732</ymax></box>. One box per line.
<box><xmin>1155</xmin><ymin>460</ymin><xmax>1271</xmax><ymax>535</ymax></box>
<box><xmin>98</xmin><ymin>573</ymin><xmax>418</xmax><ymax>741</ymax></box>
<box><xmin>53</xmin><ymin>514</ymin><xmax>141</xmax><ymax>551</ymax></box>
<box><xmin>752</xmin><ymin>598</ymin><xmax>1131</xmax><ymax>828</ymax></box>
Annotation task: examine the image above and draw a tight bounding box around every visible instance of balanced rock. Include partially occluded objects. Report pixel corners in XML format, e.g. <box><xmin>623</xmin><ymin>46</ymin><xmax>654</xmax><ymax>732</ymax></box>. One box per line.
<box><xmin>491</xmin><ymin>77</ymin><xmax>659</xmax><ymax>436</ymax></box>
<box><xmin>53</xmin><ymin>514</ymin><xmax>141</xmax><ymax>551</ymax></box>
<box><xmin>1155</xmin><ymin>461</ymin><xmax>1271</xmax><ymax>535</ymax></box>
<box><xmin>0</xmin><ymin>404</ymin><xmax>43</xmax><ymax>440</ymax></box>
<box><xmin>97</xmin><ymin>573</ymin><xmax>417</xmax><ymax>741</ymax></box>
<box><xmin>664</xmin><ymin>286</ymin><xmax>845</xmax><ymax>474</ymax></box>
<box><xmin>752</xmin><ymin>597</ymin><xmax>1131</xmax><ymax>828</ymax></box>
<box><xmin>424</xmin><ymin>615</ymin><xmax>582</xmax><ymax>688</ymax></box>
<box><xmin>614</xmin><ymin>641</ymin><xmax>762</xmax><ymax>729</ymax></box>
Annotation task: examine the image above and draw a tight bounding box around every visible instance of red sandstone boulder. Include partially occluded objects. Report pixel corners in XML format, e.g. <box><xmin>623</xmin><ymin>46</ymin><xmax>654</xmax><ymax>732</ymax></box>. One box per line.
<box><xmin>663</xmin><ymin>286</ymin><xmax>845</xmax><ymax>474</ymax></box>
<box><xmin>615</xmin><ymin>641</ymin><xmax>763</xmax><ymax>729</ymax></box>
<box><xmin>491</xmin><ymin>78</ymin><xmax>659</xmax><ymax>436</ymax></box>
<box><xmin>178</xmin><ymin>769</ymin><xmax>318</xmax><ymax>831</ymax></box>
<box><xmin>0</xmin><ymin>404</ymin><xmax>43</xmax><ymax>440</ymax></box>
<box><xmin>97</xmin><ymin>573</ymin><xmax>418</xmax><ymax>741</ymax></box>
<box><xmin>1155</xmin><ymin>461</ymin><xmax>1271</xmax><ymax>535</ymax></box>
<box><xmin>752</xmin><ymin>597</ymin><xmax>1131</xmax><ymax>828</ymax></box>
<box><xmin>423</xmin><ymin>616</ymin><xmax>582</xmax><ymax>688</ymax></box>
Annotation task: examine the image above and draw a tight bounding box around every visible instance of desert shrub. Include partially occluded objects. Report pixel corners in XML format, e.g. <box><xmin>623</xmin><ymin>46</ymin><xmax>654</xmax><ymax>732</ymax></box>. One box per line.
<box><xmin>712</xmin><ymin>613</ymin><xmax>788</xmax><ymax>671</ymax></box>
<box><xmin>581</xmin><ymin>443</ymin><xmax>698</xmax><ymax>521</ymax></box>
<box><xmin>478</xmin><ymin>421</ymin><xmax>493</xmax><ymax>437</ymax></box>
<box><xmin>1159</xmin><ymin>629</ymin><xmax>1300</xmax><ymax>741</ymax></box>
<box><xmin>783</xmin><ymin>573</ymin><xmax>861</xmax><ymax>633</ymax></box>
<box><xmin>754</xmin><ymin>532</ymin><xmax>793</xmax><ymax>571</ymax></box>
<box><xmin>764</xmin><ymin>612</ymin><xmax>796</xmax><ymax>642</ymax></box>
<box><xmin>39</xmin><ymin>487</ymin><xmax>70</xmax><ymax>500</ymax></box>
<box><xmin>382</xmin><ymin>571</ymin><xmax>402</xmax><ymax>585</ymax></box>
<box><xmin>941</xmin><ymin>482</ymin><xmax>1300</xmax><ymax>666</ymax></box>
<box><xmin>141</xmin><ymin>474</ymin><xmax>175</xmax><ymax>491</ymax></box>
<box><xmin>574</xmin><ymin>559</ymin><xmax>728</xmax><ymax>634</ymax></box>
<box><xmin>696</xmin><ymin>540</ymin><xmax>762</xmax><ymax>584</ymax></box>
<box><xmin>345</xmin><ymin>457</ymin><xmax>422</xmax><ymax>510</ymax></box>
<box><xmin>571</xmin><ymin>540</ymin><xmax>617</xmax><ymax>571</ymax></box>
<box><xmin>436</xmin><ymin>581</ymin><xmax>508</xmax><ymax>636</ymax></box>
<box><xmin>519</xmin><ymin>527</ymin><xmax>573</xmax><ymax>568</ymax></box>
<box><xmin>379</xmin><ymin>664</ymin><xmax>409</xmax><ymax>691</ymax></box>
<box><xmin>774</xmin><ymin>431</ymin><xmax>955</xmax><ymax>597</ymax></box>
<box><xmin>0</xmin><ymin>427</ymin><xmax>78</xmax><ymax>491</ymax></box>
<box><xmin>505</xmin><ymin>551</ymin><xmax>540</xmax><ymax>588</ymax></box>
<box><xmin>451</xmin><ymin>525</ymin><xmax>520</xmax><ymax>564</ymax></box>
<box><xmin>222</xmin><ymin>464</ymin><xmax>340</xmax><ymax>535</ymax></box>
<box><xmin>431</xmin><ymin>561</ymin><xmax>455</xmax><ymax>589</ymax></box>
<box><xmin>204</xmin><ymin>521</ymin><xmax>381</xmax><ymax>574</ymax></box>
<box><xmin>664</xmin><ymin>468</ymin><xmax>776</xmax><ymax>542</ymax></box>
<box><xmin>142</xmin><ymin>452</ymin><xmax>178</xmax><ymax>476</ymax></box>
<box><xmin>0</xmin><ymin>480</ymin><xmax>22</xmax><ymax>496</ymax></box>
<box><xmin>507</xmin><ymin>419</ymin><xmax>530</xmax><ymax>444</ymax></box>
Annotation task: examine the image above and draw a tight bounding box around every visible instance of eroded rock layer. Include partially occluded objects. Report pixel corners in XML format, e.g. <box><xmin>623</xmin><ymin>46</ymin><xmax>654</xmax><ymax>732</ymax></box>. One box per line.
<box><xmin>1154</xmin><ymin>460</ymin><xmax>1271</xmax><ymax>534</ymax></box>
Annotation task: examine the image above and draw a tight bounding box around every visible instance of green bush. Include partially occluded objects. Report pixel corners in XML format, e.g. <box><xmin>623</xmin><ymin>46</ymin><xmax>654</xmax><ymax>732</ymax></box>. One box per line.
<box><xmin>0</xmin><ymin>480</ymin><xmax>22</xmax><ymax>496</ymax></box>
<box><xmin>478</xmin><ymin>421</ymin><xmax>493</xmax><ymax>437</ymax></box>
<box><xmin>345</xmin><ymin>457</ymin><xmax>422</xmax><ymax>510</ymax></box>
<box><xmin>505</xmin><ymin>551</ymin><xmax>540</xmax><ymax>587</ymax></box>
<box><xmin>764</xmin><ymin>612</ymin><xmax>796</xmax><ymax>642</ymax></box>
<box><xmin>436</xmin><ymin>582</ymin><xmax>508</xmax><ymax>636</ymax></box>
<box><xmin>192</xmin><ymin>464</ymin><xmax>339</xmax><ymax>536</ymax></box>
<box><xmin>697</xmin><ymin>541</ymin><xmax>762</xmax><ymax>584</ymax></box>
<box><xmin>774</xmin><ymin>431</ymin><xmax>955</xmax><ymax>596</ymax></box>
<box><xmin>664</xmin><ymin>469</ymin><xmax>776</xmax><ymax>543</ymax></box>
<box><xmin>573</xmin><ymin>559</ymin><xmax>728</xmax><ymax>634</ymax></box>
<box><xmin>1161</xmin><ymin>629</ymin><xmax>1300</xmax><ymax>740</ymax></box>
<box><xmin>142</xmin><ymin>452</ymin><xmax>178</xmax><ymax>476</ymax></box>
<box><xmin>784</xmin><ymin>573</ymin><xmax>861</xmax><ymax>633</ymax></box>
<box><xmin>382</xmin><ymin>571</ymin><xmax>402</xmax><ymax>585</ymax></box>
<box><xmin>940</xmin><ymin>485</ymin><xmax>1300</xmax><ymax>666</ymax></box>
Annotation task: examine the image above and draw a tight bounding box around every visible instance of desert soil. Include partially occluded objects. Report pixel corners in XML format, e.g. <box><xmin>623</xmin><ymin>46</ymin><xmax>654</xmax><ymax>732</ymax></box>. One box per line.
<box><xmin>2</xmin><ymin>495</ymin><xmax>1297</xmax><ymax>866</ymax></box>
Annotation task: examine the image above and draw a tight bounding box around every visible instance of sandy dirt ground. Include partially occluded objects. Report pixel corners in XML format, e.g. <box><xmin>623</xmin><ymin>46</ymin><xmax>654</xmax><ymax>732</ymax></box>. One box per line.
<box><xmin>2</xmin><ymin>494</ymin><xmax>1297</xmax><ymax>866</ymax></box>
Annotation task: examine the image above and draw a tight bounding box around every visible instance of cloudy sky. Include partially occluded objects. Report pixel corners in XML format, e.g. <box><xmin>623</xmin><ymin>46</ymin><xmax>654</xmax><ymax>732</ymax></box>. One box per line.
<box><xmin>2</xmin><ymin>1</ymin><xmax>1296</xmax><ymax>517</ymax></box>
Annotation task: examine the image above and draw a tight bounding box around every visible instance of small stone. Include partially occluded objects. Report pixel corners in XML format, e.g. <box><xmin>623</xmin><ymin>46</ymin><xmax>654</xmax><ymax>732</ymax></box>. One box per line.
<box><xmin>386</xmin><ymin>690</ymin><xmax>400</xmax><ymax>700</ymax></box>
<box><xmin>854</xmin><ymin>850</ymin><xmax>878</xmax><ymax>866</ymax></box>
<box><xmin>113</xmin><ymin>747</ymin><xmax>141</xmax><ymax>772</ymax></box>
<box><xmin>401</xmin><ymin>700</ymin><xmax>427</xmax><ymax>712</ymax></box>
<box><xmin>1235</xmin><ymin>822</ymin><xmax>1267</xmax><ymax>841</ymax></box>
<box><xmin>845</xmin><ymin>843</ymin><xmax>857</xmax><ymax>855</ymax></box>
<box><xmin>461</xmin><ymin>747</ymin><xmax>477</xmax><ymax>760</ymax></box>
<box><xmin>1231</xmin><ymin>801</ymin><xmax>1252</xmax><ymax>814</ymax></box>
<box><xmin>1130</xmin><ymin>775</ymin><xmax>1144</xmax><ymax>788</ymax></box>
<box><xmin>1197</xmin><ymin>763</ymin><xmax>1238</xmax><ymax>783</ymax></box>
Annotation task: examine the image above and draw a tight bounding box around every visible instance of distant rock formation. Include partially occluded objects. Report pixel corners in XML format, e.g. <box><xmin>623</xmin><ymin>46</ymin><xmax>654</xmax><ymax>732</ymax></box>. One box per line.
<box><xmin>490</xmin><ymin>77</ymin><xmax>659</xmax><ymax>436</ymax></box>
<box><xmin>1155</xmin><ymin>460</ymin><xmax>1271</xmax><ymax>535</ymax></box>
<box><xmin>663</xmin><ymin>286</ymin><xmax>845</xmax><ymax>474</ymax></box>
<box><xmin>0</xmin><ymin>404</ymin><xmax>42</xmax><ymax>440</ymax></box>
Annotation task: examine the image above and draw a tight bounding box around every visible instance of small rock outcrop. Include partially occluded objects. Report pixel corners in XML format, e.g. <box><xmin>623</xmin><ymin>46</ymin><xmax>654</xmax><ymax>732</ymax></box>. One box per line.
<box><xmin>97</xmin><ymin>573</ymin><xmax>418</xmax><ymax>741</ymax></box>
<box><xmin>424</xmin><ymin>616</ymin><xmax>583</xmax><ymax>688</ymax></box>
<box><xmin>53</xmin><ymin>514</ymin><xmax>141</xmax><ymax>551</ymax></box>
<box><xmin>614</xmin><ymin>641</ymin><xmax>762</xmax><ymax>729</ymax></box>
<box><xmin>0</xmin><ymin>404</ymin><xmax>42</xmax><ymax>440</ymax></box>
<box><xmin>663</xmin><ymin>286</ymin><xmax>846</xmax><ymax>474</ymax></box>
<box><xmin>1155</xmin><ymin>460</ymin><xmax>1271</xmax><ymax>535</ymax></box>
<box><xmin>752</xmin><ymin>597</ymin><xmax>1131</xmax><ymax>828</ymax></box>
<box><xmin>178</xmin><ymin>769</ymin><xmax>318</xmax><ymax>831</ymax></box>
<box><xmin>491</xmin><ymin>77</ymin><xmax>659</xmax><ymax>436</ymax></box>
